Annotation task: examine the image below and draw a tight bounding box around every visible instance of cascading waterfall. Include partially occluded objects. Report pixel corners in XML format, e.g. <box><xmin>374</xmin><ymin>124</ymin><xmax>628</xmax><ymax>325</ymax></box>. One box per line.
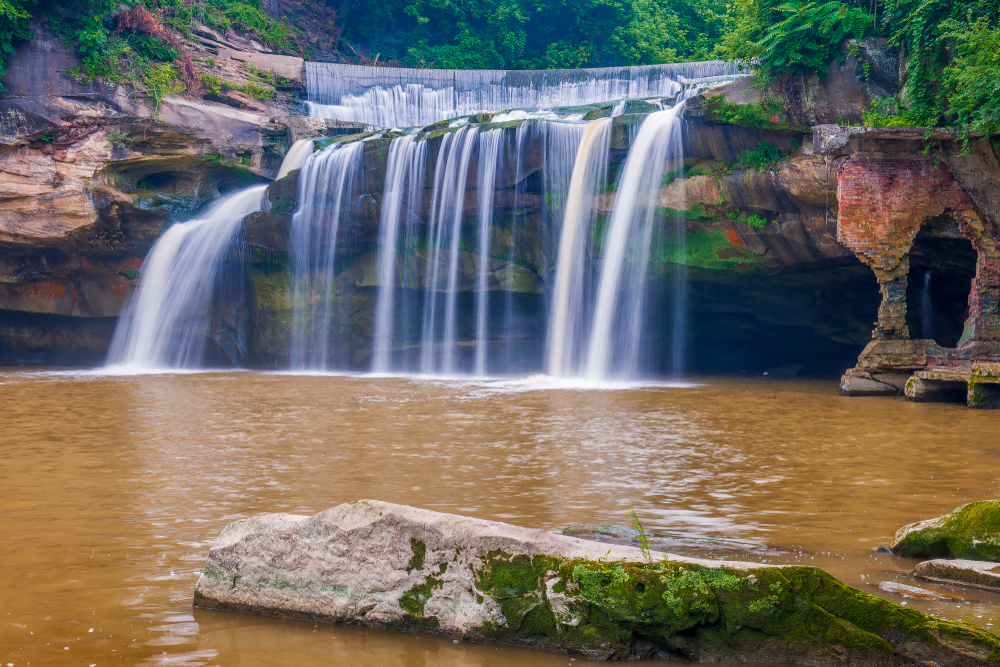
<box><xmin>106</xmin><ymin>185</ymin><xmax>268</xmax><ymax>370</ymax></box>
<box><xmin>277</xmin><ymin>139</ymin><xmax>315</xmax><ymax>179</ymax></box>
<box><xmin>545</xmin><ymin>118</ymin><xmax>612</xmax><ymax>377</ymax></box>
<box><xmin>367</xmin><ymin>119</ymin><xmax>584</xmax><ymax>376</ymax></box>
<box><xmin>306</xmin><ymin>61</ymin><xmax>741</xmax><ymax>127</ymax></box>
<box><xmin>110</xmin><ymin>59</ymin><xmax>744</xmax><ymax>378</ymax></box>
<box><xmin>584</xmin><ymin>103</ymin><xmax>688</xmax><ymax>380</ymax></box>
<box><xmin>288</xmin><ymin>140</ymin><xmax>365</xmax><ymax>370</ymax></box>
<box><xmin>473</xmin><ymin>129</ymin><xmax>504</xmax><ymax>376</ymax></box>
<box><xmin>371</xmin><ymin>134</ymin><xmax>428</xmax><ymax>373</ymax></box>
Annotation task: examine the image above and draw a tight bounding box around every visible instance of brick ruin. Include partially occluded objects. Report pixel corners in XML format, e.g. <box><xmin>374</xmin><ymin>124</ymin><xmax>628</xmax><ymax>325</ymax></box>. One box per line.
<box><xmin>816</xmin><ymin>126</ymin><xmax>1000</xmax><ymax>407</ymax></box>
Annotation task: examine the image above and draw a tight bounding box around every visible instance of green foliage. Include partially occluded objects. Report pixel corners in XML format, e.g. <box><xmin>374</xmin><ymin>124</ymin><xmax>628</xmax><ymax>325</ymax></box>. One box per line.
<box><xmin>861</xmin><ymin>96</ymin><xmax>912</xmax><ymax>127</ymax></box>
<box><xmin>738</xmin><ymin>1</ymin><xmax>874</xmax><ymax>81</ymax></box>
<box><xmin>738</xmin><ymin>140</ymin><xmax>781</xmax><ymax>170</ymax></box>
<box><xmin>342</xmin><ymin>0</ymin><xmax>731</xmax><ymax>69</ymax></box>
<box><xmin>0</xmin><ymin>0</ymin><xmax>33</xmax><ymax>91</ymax></box>
<box><xmin>701</xmin><ymin>95</ymin><xmax>807</xmax><ymax>131</ymax></box>
<box><xmin>942</xmin><ymin>15</ymin><xmax>1000</xmax><ymax>147</ymax></box>
<box><xmin>106</xmin><ymin>129</ymin><xmax>132</xmax><ymax>149</ymax></box>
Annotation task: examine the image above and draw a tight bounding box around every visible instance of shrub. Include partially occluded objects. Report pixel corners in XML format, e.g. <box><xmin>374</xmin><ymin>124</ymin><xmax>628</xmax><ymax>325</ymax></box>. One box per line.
<box><xmin>738</xmin><ymin>140</ymin><xmax>781</xmax><ymax>170</ymax></box>
<box><xmin>942</xmin><ymin>15</ymin><xmax>1000</xmax><ymax>147</ymax></box>
<box><xmin>723</xmin><ymin>0</ymin><xmax>874</xmax><ymax>82</ymax></box>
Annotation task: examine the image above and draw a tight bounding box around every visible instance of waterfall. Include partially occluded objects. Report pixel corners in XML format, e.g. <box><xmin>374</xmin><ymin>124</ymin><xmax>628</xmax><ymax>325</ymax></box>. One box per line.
<box><xmin>584</xmin><ymin>103</ymin><xmax>687</xmax><ymax>380</ymax></box>
<box><xmin>371</xmin><ymin>134</ymin><xmax>428</xmax><ymax>373</ymax></box>
<box><xmin>277</xmin><ymin>139</ymin><xmax>315</xmax><ymax>179</ymax></box>
<box><xmin>306</xmin><ymin>61</ymin><xmax>742</xmax><ymax>127</ymax></box>
<box><xmin>473</xmin><ymin>129</ymin><xmax>504</xmax><ymax>376</ymax></box>
<box><xmin>420</xmin><ymin>126</ymin><xmax>478</xmax><ymax>374</ymax></box>
<box><xmin>545</xmin><ymin>118</ymin><xmax>613</xmax><ymax>377</ymax></box>
<box><xmin>922</xmin><ymin>270</ymin><xmax>934</xmax><ymax>340</ymax></box>
<box><xmin>105</xmin><ymin>185</ymin><xmax>268</xmax><ymax>370</ymax></box>
<box><xmin>288</xmin><ymin>140</ymin><xmax>365</xmax><ymax>370</ymax></box>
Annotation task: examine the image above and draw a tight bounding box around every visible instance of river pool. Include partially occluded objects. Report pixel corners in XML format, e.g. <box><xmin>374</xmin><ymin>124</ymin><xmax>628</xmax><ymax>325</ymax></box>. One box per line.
<box><xmin>2</xmin><ymin>371</ymin><xmax>999</xmax><ymax>665</ymax></box>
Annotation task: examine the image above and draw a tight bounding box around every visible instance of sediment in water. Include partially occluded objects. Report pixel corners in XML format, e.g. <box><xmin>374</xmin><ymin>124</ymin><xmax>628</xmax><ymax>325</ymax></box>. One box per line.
<box><xmin>194</xmin><ymin>500</ymin><xmax>1000</xmax><ymax>664</ymax></box>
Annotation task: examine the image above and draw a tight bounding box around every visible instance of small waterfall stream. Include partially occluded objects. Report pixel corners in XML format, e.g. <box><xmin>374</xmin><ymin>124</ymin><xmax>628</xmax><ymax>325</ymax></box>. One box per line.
<box><xmin>106</xmin><ymin>186</ymin><xmax>268</xmax><ymax>370</ymax></box>
<box><xmin>288</xmin><ymin>140</ymin><xmax>365</xmax><ymax>370</ymax></box>
<box><xmin>546</xmin><ymin>118</ymin><xmax>612</xmax><ymax>377</ymax></box>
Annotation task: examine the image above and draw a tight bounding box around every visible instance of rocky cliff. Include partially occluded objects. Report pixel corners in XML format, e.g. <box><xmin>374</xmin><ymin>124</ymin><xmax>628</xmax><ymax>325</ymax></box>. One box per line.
<box><xmin>0</xmin><ymin>22</ymin><xmax>361</xmax><ymax>364</ymax></box>
<box><xmin>3</xmin><ymin>31</ymin><xmax>998</xmax><ymax>387</ymax></box>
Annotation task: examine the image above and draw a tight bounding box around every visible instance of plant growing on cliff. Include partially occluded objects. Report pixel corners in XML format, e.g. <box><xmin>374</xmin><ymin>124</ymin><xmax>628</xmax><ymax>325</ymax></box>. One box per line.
<box><xmin>721</xmin><ymin>0</ymin><xmax>874</xmax><ymax>81</ymax></box>
<box><xmin>738</xmin><ymin>140</ymin><xmax>781</xmax><ymax>170</ymax></box>
<box><xmin>941</xmin><ymin>15</ymin><xmax>1000</xmax><ymax>148</ymax></box>
<box><xmin>0</xmin><ymin>0</ymin><xmax>33</xmax><ymax>91</ymax></box>
<box><xmin>106</xmin><ymin>129</ymin><xmax>132</xmax><ymax>149</ymax></box>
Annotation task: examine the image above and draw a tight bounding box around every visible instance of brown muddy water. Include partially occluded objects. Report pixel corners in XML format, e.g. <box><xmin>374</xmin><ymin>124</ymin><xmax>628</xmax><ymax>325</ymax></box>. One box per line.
<box><xmin>3</xmin><ymin>371</ymin><xmax>1000</xmax><ymax>666</ymax></box>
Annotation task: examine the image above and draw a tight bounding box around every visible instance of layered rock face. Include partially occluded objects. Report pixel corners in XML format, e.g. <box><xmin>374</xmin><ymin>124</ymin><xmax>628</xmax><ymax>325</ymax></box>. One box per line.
<box><xmin>194</xmin><ymin>500</ymin><xmax>1000</xmax><ymax>664</ymax></box>
<box><xmin>4</xmin><ymin>26</ymin><xmax>996</xmax><ymax>382</ymax></box>
<box><xmin>240</xmin><ymin>110</ymin><xmax>883</xmax><ymax>373</ymax></box>
<box><xmin>0</xmin><ymin>23</ymin><xmax>362</xmax><ymax>364</ymax></box>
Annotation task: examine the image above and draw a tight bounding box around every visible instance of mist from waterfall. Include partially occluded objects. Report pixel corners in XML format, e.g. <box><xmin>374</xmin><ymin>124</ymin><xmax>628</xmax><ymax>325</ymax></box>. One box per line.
<box><xmin>305</xmin><ymin>61</ymin><xmax>741</xmax><ymax>128</ymax></box>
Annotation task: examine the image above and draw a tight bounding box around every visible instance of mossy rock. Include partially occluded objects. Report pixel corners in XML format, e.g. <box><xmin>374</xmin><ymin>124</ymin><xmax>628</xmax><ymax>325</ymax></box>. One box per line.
<box><xmin>892</xmin><ymin>500</ymin><xmax>1000</xmax><ymax>560</ymax></box>
<box><xmin>195</xmin><ymin>501</ymin><xmax>1000</xmax><ymax>665</ymax></box>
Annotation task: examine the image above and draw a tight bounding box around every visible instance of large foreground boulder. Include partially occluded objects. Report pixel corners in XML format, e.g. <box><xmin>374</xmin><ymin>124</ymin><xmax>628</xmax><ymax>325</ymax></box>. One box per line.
<box><xmin>194</xmin><ymin>500</ymin><xmax>1000</xmax><ymax>664</ymax></box>
<box><xmin>891</xmin><ymin>501</ymin><xmax>1000</xmax><ymax>560</ymax></box>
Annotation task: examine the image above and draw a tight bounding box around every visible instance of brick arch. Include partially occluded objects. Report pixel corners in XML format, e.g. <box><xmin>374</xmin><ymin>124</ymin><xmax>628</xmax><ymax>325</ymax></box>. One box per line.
<box><xmin>836</xmin><ymin>154</ymin><xmax>1000</xmax><ymax>344</ymax></box>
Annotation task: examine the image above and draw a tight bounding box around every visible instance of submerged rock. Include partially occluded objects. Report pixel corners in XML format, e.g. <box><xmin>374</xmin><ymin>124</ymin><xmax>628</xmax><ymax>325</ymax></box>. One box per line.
<box><xmin>195</xmin><ymin>500</ymin><xmax>1000</xmax><ymax>664</ymax></box>
<box><xmin>562</xmin><ymin>523</ymin><xmax>774</xmax><ymax>555</ymax></box>
<box><xmin>875</xmin><ymin>580</ymin><xmax>967</xmax><ymax>601</ymax></box>
<box><xmin>914</xmin><ymin>559</ymin><xmax>1000</xmax><ymax>592</ymax></box>
<box><xmin>891</xmin><ymin>500</ymin><xmax>1000</xmax><ymax>560</ymax></box>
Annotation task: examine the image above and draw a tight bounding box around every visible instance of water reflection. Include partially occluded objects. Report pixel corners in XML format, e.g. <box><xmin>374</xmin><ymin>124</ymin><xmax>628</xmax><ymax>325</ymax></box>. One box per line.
<box><xmin>2</xmin><ymin>372</ymin><xmax>1000</xmax><ymax>665</ymax></box>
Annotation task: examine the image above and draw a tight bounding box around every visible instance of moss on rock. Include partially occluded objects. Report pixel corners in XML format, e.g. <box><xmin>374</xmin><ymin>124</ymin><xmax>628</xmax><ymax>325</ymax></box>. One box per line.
<box><xmin>469</xmin><ymin>550</ymin><xmax>1000</xmax><ymax>663</ymax></box>
<box><xmin>892</xmin><ymin>500</ymin><xmax>1000</xmax><ymax>560</ymax></box>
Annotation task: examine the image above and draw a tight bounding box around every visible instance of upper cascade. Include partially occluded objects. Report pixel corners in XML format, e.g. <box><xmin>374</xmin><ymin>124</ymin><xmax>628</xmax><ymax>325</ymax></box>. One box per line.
<box><xmin>305</xmin><ymin>61</ymin><xmax>743</xmax><ymax>127</ymax></box>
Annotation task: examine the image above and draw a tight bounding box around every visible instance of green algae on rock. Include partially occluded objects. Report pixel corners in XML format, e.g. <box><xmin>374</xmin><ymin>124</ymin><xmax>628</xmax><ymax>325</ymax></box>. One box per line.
<box><xmin>194</xmin><ymin>500</ymin><xmax>1000</xmax><ymax>664</ymax></box>
<box><xmin>891</xmin><ymin>500</ymin><xmax>1000</xmax><ymax>560</ymax></box>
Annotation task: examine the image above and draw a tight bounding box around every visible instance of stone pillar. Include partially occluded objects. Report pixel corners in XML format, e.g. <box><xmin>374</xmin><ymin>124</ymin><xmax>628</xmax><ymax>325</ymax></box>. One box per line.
<box><xmin>874</xmin><ymin>258</ymin><xmax>910</xmax><ymax>340</ymax></box>
<box><xmin>955</xmin><ymin>211</ymin><xmax>1000</xmax><ymax>345</ymax></box>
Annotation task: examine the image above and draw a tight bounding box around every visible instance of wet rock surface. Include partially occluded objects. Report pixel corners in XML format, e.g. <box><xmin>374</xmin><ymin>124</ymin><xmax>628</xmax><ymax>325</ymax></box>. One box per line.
<box><xmin>562</xmin><ymin>523</ymin><xmax>777</xmax><ymax>556</ymax></box>
<box><xmin>195</xmin><ymin>500</ymin><xmax>1000</xmax><ymax>664</ymax></box>
<box><xmin>892</xmin><ymin>501</ymin><xmax>1000</xmax><ymax>561</ymax></box>
<box><xmin>914</xmin><ymin>559</ymin><xmax>1000</xmax><ymax>593</ymax></box>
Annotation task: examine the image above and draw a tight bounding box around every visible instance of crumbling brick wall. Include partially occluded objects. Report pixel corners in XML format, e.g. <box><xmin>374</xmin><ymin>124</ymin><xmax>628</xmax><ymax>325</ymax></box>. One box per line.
<box><xmin>837</xmin><ymin>154</ymin><xmax>999</xmax><ymax>344</ymax></box>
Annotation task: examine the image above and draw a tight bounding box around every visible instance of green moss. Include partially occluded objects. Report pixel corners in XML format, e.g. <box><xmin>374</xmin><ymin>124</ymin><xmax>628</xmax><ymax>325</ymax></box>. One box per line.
<box><xmin>701</xmin><ymin>95</ymin><xmax>809</xmax><ymax>132</ymax></box>
<box><xmin>892</xmin><ymin>500</ymin><xmax>1000</xmax><ymax>560</ymax></box>
<box><xmin>399</xmin><ymin>573</ymin><xmax>442</xmax><ymax>617</ymax></box>
<box><xmin>407</xmin><ymin>538</ymin><xmax>426</xmax><ymax>573</ymax></box>
<box><xmin>650</xmin><ymin>228</ymin><xmax>763</xmax><ymax>274</ymax></box>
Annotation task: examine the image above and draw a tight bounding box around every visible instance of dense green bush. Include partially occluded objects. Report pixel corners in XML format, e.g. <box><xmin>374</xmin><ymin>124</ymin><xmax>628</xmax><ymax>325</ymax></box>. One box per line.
<box><xmin>340</xmin><ymin>0</ymin><xmax>730</xmax><ymax>69</ymax></box>
<box><xmin>0</xmin><ymin>0</ymin><xmax>33</xmax><ymax>91</ymax></box>
<box><xmin>941</xmin><ymin>16</ymin><xmax>1000</xmax><ymax>144</ymax></box>
<box><xmin>721</xmin><ymin>0</ymin><xmax>873</xmax><ymax>82</ymax></box>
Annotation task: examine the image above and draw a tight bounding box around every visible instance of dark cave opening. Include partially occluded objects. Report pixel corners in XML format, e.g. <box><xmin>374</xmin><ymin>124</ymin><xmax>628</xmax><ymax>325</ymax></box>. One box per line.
<box><xmin>906</xmin><ymin>223</ymin><xmax>977</xmax><ymax>348</ymax></box>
